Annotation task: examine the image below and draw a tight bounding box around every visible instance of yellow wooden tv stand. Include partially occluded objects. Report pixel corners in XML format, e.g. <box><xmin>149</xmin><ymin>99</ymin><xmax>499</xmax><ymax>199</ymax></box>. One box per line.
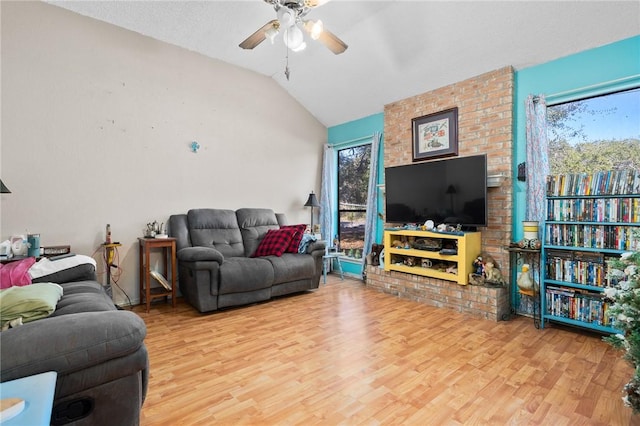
<box><xmin>383</xmin><ymin>229</ymin><xmax>481</xmax><ymax>285</ymax></box>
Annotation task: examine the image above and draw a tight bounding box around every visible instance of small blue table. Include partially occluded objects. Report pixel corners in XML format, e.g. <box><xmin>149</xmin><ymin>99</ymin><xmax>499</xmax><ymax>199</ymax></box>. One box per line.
<box><xmin>323</xmin><ymin>251</ymin><xmax>344</xmax><ymax>284</ymax></box>
<box><xmin>0</xmin><ymin>371</ymin><xmax>57</xmax><ymax>425</ymax></box>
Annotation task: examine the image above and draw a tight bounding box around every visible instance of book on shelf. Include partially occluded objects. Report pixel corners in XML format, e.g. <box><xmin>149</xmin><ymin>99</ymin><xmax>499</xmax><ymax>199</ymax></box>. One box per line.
<box><xmin>150</xmin><ymin>270</ymin><xmax>171</xmax><ymax>291</ymax></box>
<box><xmin>545</xmin><ymin>285</ymin><xmax>610</xmax><ymax>326</ymax></box>
<box><xmin>546</xmin><ymin>197</ymin><xmax>639</xmax><ymax>223</ymax></box>
<box><xmin>546</xmin><ymin>170</ymin><xmax>640</xmax><ymax>197</ymax></box>
<box><xmin>545</xmin><ymin>250</ymin><xmax>613</xmax><ymax>287</ymax></box>
<box><xmin>545</xmin><ymin>223</ymin><xmax>638</xmax><ymax>251</ymax></box>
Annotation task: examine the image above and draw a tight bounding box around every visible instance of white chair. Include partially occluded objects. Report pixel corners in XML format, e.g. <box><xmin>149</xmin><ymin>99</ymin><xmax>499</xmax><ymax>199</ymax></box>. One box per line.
<box><xmin>322</xmin><ymin>247</ymin><xmax>344</xmax><ymax>284</ymax></box>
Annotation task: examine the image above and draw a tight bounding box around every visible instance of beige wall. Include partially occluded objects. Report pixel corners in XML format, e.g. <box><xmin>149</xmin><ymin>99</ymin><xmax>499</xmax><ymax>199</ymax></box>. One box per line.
<box><xmin>0</xmin><ymin>2</ymin><xmax>326</xmax><ymax>304</ymax></box>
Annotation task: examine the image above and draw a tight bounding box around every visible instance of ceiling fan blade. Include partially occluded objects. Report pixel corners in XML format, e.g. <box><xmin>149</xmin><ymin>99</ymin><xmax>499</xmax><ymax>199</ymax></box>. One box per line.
<box><xmin>239</xmin><ymin>20</ymin><xmax>278</xmax><ymax>50</ymax></box>
<box><xmin>317</xmin><ymin>28</ymin><xmax>348</xmax><ymax>55</ymax></box>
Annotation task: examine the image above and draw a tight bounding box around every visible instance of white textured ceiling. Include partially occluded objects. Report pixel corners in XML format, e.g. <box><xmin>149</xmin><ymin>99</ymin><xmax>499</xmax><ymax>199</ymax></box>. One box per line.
<box><xmin>46</xmin><ymin>0</ymin><xmax>640</xmax><ymax>127</ymax></box>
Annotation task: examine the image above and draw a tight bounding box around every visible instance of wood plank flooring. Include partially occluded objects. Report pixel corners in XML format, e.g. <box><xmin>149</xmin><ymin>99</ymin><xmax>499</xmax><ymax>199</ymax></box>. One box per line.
<box><xmin>133</xmin><ymin>276</ymin><xmax>640</xmax><ymax>425</ymax></box>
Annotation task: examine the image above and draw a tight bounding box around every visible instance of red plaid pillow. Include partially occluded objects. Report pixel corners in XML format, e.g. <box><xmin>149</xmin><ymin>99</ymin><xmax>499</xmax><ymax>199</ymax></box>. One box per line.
<box><xmin>252</xmin><ymin>228</ymin><xmax>297</xmax><ymax>257</ymax></box>
<box><xmin>281</xmin><ymin>224</ymin><xmax>307</xmax><ymax>253</ymax></box>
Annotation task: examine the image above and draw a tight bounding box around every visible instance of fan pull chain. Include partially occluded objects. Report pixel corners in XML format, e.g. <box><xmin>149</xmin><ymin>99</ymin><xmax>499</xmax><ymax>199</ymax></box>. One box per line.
<box><xmin>284</xmin><ymin>29</ymin><xmax>291</xmax><ymax>80</ymax></box>
<box><xmin>285</xmin><ymin>54</ymin><xmax>290</xmax><ymax>81</ymax></box>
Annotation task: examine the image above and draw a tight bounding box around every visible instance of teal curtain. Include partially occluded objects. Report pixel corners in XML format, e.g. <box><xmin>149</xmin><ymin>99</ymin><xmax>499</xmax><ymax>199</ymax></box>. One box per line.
<box><xmin>361</xmin><ymin>132</ymin><xmax>381</xmax><ymax>277</ymax></box>
<box><xmin>320</xmin><ymin>145</ymin><xmax>335</xmax><ymax>247</ymax></box>
<box><xmin>525</xmin><ymin>95</ymin><xmax>550</xmax><ymax>224</ymax></box>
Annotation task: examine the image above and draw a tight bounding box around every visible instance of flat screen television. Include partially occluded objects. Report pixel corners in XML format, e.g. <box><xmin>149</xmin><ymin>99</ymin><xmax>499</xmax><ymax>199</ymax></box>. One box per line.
<box><xmin>385</xmin><ymin>154</ymin><xmax>488</xmax><ymax>229</ymax></box>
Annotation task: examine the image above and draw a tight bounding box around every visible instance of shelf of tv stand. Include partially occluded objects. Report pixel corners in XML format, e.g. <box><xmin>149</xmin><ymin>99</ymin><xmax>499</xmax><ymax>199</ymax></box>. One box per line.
<box><xmin>383</xmin><ymin>229</ymin><xmax>481</xmax><ymax>285</ymax></box>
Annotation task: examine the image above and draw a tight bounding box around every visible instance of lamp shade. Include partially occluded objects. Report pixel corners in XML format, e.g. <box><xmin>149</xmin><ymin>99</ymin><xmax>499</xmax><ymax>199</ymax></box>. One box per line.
<box><xmin>0</xmin><ymin>179</ymin><xmax>10</xmax><ymax>194</ymax></box>
<box><xmin>304</xmin><ymin>192</ymin><xmax>320</xmax><ymax>208</ymax></box>
<box><xmin>284</xmin><ymin>25</ymin><xmax>304</xmax><ymax>50</ymax></box>
<box><xmin>277</xmin><ymin>7</ymin><xmax>296</xmax><ymax>28</ymax></box>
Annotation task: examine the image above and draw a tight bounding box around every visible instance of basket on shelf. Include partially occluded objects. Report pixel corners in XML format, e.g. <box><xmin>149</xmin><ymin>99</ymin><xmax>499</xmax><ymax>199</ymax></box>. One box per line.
<box><xmin>413</xmin><ymin>238</ymin><xmax>442</xmax><ymax>251</ymax></box>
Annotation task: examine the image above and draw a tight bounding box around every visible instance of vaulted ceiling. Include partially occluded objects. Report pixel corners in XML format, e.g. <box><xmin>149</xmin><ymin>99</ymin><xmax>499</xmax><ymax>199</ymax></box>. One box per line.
<box><xmin>47</xmin><ymin>1</ymin><xmax>640</xmax><ymax>127</ymax></box>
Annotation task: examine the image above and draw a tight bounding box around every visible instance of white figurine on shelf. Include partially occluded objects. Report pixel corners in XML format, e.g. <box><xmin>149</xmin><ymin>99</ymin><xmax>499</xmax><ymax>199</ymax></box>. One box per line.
<box><xmin>517</xmin><ymin>263</ymin><xmax>537</xmax><ymax>293</ymax></box>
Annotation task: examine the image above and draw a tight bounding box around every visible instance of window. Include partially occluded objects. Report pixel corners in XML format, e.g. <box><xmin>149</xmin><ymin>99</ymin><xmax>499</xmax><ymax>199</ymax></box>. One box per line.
<box><xmin>337</xmin><ymin>144</ymin><xmax>371</xmax><ymax>259</ymax></box>
<box><xmin>547</xmin><ymin>87</ymin><xmax>640</xmax><ymax>174</ymax></box>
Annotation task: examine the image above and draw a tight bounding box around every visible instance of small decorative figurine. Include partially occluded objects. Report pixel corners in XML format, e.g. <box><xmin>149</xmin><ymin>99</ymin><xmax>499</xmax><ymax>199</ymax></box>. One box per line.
<box><xmin>484</xmin><ymin>261</ymin><xmax>505</xmax><ymax>286</ymax></box>
<box><xmin>145</xmin><ymin>221</ymin><xmax>165</xmax><ymax>238</ymax></box>
<box><xmin>368</xmin><ymin>243</ymin><xmax>383</xmax><ymax>266</ymax></box>
<box><xmin>404</xmin><ymin>256</ymin><xmax>416</xmax><ymax>267</ymax></box>
<box><xmin>517</xmin><ymin>263</ymin><xmax>537</xmax><ymax>293</ymax></box>
<box><xmin>473</xmin><ymin>256</ymin><xmax>484</xmax><ymax>275</ymax></box>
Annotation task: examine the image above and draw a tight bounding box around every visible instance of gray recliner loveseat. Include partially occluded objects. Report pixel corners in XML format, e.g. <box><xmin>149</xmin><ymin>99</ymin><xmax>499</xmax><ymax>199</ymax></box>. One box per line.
<box><xmin>168</xmin><ymin>208</ymin><xmax>325</xmax><ymax>313</ymax></box>
<box><xmin>0</xmin><ymin>262</ymin><xmax>148</xmax><ymax>426</ymax></box>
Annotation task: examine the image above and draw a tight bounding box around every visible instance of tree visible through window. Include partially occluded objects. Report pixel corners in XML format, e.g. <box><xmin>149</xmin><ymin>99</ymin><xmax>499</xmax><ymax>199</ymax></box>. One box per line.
<box><xmin>337</xmin><ymin>144</ymin><xmax>371</xmax><ymax>258</ymax></box>
<box><xmin>547</xmin><ymin>87</ymin><xmax>640</xmax><ymax>174</ymax></box>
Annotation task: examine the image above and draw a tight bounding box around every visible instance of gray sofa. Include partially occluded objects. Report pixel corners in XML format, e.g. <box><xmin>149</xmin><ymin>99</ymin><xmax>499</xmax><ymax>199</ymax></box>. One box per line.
<box><xmin>168</xmin><ymin>208</ymin><xmax>325</xmax><ymax>313</ymax></box>
<box><xmin>0</xmin><ymin>264</ymin><xmax>148</xmax><ymax>426</ymax></box>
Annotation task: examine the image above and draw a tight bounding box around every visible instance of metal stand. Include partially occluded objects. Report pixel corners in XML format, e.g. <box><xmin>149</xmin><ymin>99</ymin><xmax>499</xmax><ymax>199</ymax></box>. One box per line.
<box><xmin>102</xmin><ymin>243</ymin><xmax>121</xmax><ymax>298</ymax></box>
<box><xmin>507</xmin><ymin>246</ymin><xmax>541</xmax><ymax>328</ymax></box>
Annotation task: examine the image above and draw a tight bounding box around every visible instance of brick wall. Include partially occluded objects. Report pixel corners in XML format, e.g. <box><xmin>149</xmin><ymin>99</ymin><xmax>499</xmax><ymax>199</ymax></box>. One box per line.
<box><xmin>366</xmin><ymin>265</ymin><xmax>510</xmax><ymax>321</ymax></box>
<box><xmin>370</xmin><ymin>66</ymin><xmax>514</xmax><ymax>321</ymax></box>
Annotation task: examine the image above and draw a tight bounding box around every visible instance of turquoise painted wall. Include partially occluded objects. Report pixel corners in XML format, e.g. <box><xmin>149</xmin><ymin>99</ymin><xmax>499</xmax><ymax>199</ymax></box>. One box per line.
<box><xmin>513</xmin><ymin>35</ymin><xmax>640</xmax><ymax>241</ymax></box>
<box><xmin>327</xmin><ymin>113</ymin><xmax>384</xmax><ymax>276</ymax></box>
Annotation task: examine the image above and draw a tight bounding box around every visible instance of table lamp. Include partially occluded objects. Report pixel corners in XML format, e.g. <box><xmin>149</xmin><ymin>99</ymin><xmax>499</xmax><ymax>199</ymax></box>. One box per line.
<box><xmin>304</xmin><ymin>191</ymin><xmax>320</xmax><ymax>233</ymax></box>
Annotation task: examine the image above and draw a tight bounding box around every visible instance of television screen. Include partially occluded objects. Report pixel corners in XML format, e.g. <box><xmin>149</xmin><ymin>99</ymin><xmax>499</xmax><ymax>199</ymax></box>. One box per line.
<box><xmin>385</xmin><ymin>154</ymin><xmax>487</xmax><ymax>228</ymax></box>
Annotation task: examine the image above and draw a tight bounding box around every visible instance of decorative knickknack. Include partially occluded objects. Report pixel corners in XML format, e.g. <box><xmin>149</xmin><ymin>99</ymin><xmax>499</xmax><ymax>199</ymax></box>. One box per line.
<box><xmin>519</xmin><ymin>221</ymin><xmax>541</xmax><ymax>249</ymax></box>
<box><xmin>517</xmin><ymin>263</ymin><xmax>537</xmax><ymax>295</ymax></box>
<box><xmin>145</xmin><ymin>221</ymin><xmax>165</xmax><ymax>238</ymax></box>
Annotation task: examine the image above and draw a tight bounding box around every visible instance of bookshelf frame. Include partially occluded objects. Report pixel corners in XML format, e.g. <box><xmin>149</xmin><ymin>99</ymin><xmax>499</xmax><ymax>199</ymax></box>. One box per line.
<box><xmin>541</xmin><ymin>176</ymin><xmax>639</xmax><ymax>334</ymax></box>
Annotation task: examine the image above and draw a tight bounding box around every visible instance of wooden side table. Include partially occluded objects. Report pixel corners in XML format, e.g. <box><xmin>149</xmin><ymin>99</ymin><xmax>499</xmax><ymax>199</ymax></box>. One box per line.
<box><xmin>138</xmin><ymin>237</ymin><xmax>177</xmax><ymax>313</ymax></box>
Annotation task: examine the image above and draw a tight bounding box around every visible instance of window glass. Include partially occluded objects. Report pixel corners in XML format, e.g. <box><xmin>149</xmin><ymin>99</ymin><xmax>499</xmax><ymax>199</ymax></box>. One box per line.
<box><xmin>547</xmin><ymin>87</ymin><xmax>640</xmax><ymax>174</ymax></box>
<box><xmin>337</xmin><ymin>144</ymin><xmax>371</xmax><ymax>258</ymax></box>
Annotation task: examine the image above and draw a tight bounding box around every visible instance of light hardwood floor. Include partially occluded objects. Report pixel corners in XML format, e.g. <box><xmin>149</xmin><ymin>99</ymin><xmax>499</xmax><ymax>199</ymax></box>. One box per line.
<box><xmin>134</xmin><ymin>276</ymin><xmax>640</xmax><ymax>425</ymax></box>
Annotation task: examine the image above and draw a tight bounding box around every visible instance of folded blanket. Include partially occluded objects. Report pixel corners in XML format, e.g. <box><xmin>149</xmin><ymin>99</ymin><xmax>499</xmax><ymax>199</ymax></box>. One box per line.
<box><xmin>298</xmin><ymin>234</ymin><xmax>318</xmax><ymax>254</ymax></box>
<box><xmin>0</xmin><ymin>282</ymin><xmax>63</xmax><ymax>328</ymax></box>
<box><xmin>28</xmin><ymin>254</ymin><xmax>96</xmax><ymax>279</ymax></box>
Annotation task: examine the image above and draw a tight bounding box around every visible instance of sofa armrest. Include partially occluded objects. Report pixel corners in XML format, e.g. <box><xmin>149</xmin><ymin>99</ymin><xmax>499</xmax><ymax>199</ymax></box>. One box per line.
<box><xmin>306</xmin><ymin>240</ymin><xmax>326</xmax><ymax>255</ymax></box>
<box><xmin>177</xmin><ymin>247</ymin><xmax>224</xmax><ymax>263</ymax></box>
<box><xmin>0</xmin><ymin>311</ymin><xmax>146</xmax><ymax>382</ymax></box>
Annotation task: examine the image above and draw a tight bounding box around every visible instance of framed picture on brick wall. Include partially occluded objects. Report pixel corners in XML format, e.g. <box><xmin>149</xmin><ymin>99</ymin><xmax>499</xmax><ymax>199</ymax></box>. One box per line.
<box><xmin>412</xmin><ymin>107</ymin><xmax>458</xmax><ymax>161</ymax></box>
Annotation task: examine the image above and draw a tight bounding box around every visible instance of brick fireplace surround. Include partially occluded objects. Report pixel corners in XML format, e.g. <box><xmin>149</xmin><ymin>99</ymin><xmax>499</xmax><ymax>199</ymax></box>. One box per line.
<box><xmin>366</xmin><ymin>66</ymin><xmax>514</xmax><ymax>321</ymax></box>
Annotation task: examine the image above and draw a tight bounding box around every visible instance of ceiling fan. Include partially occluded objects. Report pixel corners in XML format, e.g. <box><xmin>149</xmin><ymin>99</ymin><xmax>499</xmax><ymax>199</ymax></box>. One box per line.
<box><xmin>239</xmin><ymin>0</ymin><xmax>348</xmax><ymax>55</ymax></box>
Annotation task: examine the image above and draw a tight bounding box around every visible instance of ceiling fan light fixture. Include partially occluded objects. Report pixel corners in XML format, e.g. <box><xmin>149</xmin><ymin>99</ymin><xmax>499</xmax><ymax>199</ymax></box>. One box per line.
<box><xmin>304</xmin><ymin>0</ymin><xmax>331</xmax><ymax>7</ymax></box>
<box><xmin>239</xmin><ymin>0</ymin><xmax>346</xmax><ymax>55</ymax></box>
<box><xmin>284</xmin><ymin>25</ymin><xmax>304</xmax><ymax>50</ymax></box>
<box><xmin>309</xmin><ymin>19</ymin><xmax>323</xmax><ymax>40</ymax></box>
<box><xmin>291</xmin><ymin>41</ymin><xmax>307</xmax><ymax>52</ymax></box>
<box><xmin>265</xmin><ymin>26</ymin><xmax>279</xmax><ymax>44</ymax></box>
<box><xmin>277</xmin><ymin>7</ymin><xmax>296</xmax><ymax>28</ymax></box>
